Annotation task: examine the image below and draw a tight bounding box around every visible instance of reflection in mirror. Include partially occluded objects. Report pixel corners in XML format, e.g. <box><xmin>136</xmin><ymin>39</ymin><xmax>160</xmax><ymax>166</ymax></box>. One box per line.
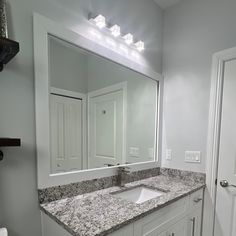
<box><xmin>48</xmin><ymin>35</ymin><xmax>158</xmax><ymax>174</ymax></box>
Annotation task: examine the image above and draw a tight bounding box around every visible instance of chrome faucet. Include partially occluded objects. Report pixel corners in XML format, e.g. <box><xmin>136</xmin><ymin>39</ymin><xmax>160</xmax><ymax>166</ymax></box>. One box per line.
<box><xmin>117</xmin><ymin>166</ymin><xmax>131</xmax><ymax>187</ymax></box>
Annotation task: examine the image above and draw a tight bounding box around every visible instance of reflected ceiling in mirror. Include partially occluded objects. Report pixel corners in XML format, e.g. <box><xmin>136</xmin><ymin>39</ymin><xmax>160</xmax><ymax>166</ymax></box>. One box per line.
<box><xmin>48</xmin><ymin>35</ymin><xmax>158</xmax><ymax>174</ymax></box>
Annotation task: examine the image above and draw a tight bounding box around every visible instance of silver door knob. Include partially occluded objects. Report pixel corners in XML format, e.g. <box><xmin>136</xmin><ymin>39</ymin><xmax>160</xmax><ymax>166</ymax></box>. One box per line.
<box><xmin>220</xmin><ymin>180</ymin><xmax>229</xmax><ymax>187</ymax></box>
<box><xmin>220</xmin><ymin>180</ymin><xmax>236</xmax><ymax>188</ymax></box>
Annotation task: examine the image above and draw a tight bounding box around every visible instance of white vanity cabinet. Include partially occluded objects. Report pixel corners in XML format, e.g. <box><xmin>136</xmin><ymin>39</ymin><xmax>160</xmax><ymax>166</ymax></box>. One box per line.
<box><xmin>133</xmin><ymin>196</ymin><xmax>188</xmax><ymax>236</ymax></box>
<box><xmin>166</xmin><ymin>218</ymin><xmax>188</xmax><ymax>236</ymax></box>
<box><xmin>41</xmin><ymin>189</ymin><xmax>204</xmax><ymax>236</ymax></box>
<box><xmin>187</xmin><ymin>207</ymin><xmax>202</xmax><ymax>236</ymax></box>
<box><xmin>132</xmin><ymin>189</ymin><xmax>203</xmax><ymax>236</ymax></box>
<box><xmin>108</xmin><ymin>224</ymin><xmax>134</xmax><ymax>236</ymax></box>
<box><xmin>186</xmin><ymin>189</ymin><xmax>204</xmax><ymax>236</ymax></box>
<box><xmin>110</xmin><ymin>189</ymin><xmax>203</xmax><ymax>236</ymax></box>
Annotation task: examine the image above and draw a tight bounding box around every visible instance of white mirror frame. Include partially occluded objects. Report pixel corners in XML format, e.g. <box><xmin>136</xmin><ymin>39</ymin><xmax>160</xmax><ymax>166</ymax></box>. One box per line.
<box><xmin>33</xmin><ymin>13</ymin><xmax>163</xmax><ymax>189</ymax></box>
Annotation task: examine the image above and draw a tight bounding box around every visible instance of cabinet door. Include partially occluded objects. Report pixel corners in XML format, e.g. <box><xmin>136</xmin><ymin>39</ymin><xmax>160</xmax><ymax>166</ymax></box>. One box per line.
<box><xmin>157</xmin><ymin>232</ymin><xmax>167</xmax><ymax>236</ymax></box>
<box><xmin>133</xmin><ymin>198</ymin><xmax>188</xmax><ymax>236</ymax></box>
<box><xmin>167</xmin><ymin>218</ymin><xmax>187</xmax><ymax>236</ymax></box>
<box><xmin>108</xmin><ymin>224</ymin><xmax>133</xmax><ymax>236</ymax></box>
<box><xmin>187</xmin><ymin>207</ymin><xmax>202</xmax><ymax>236</ymax></box>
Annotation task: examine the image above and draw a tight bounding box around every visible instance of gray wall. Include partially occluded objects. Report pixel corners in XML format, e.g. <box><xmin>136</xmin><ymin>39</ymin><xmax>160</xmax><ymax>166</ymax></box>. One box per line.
<box><xmin>162</xmin><ymin>0</ymin><xmax>236</xmax><ymax>173</ymax></box>
<box><xmin>0</xmin><ymin>0</ymin><xmax>163</xmax><ymax>236</ymax></box>
<box><xmin>49</xmin><ymin>37</ymin><xmax>88</xmax><ymax>94</ymax></box>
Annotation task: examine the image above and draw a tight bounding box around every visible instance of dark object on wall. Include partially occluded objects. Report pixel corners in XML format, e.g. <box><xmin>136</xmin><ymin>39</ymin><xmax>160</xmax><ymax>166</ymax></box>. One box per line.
<box><xmin>0</xmin><ymin>37</ymin><xmax>19</xmax><ymax>71</ymax></box>
<box><xmin>0</xmin><ymin>0</ymin><xmax>20</xmax><ymax>71</ymax></box>
<box><xmin>0</xmin><ymin>138</ymin><xmax>21</xmax><ymax>161</ymax></box>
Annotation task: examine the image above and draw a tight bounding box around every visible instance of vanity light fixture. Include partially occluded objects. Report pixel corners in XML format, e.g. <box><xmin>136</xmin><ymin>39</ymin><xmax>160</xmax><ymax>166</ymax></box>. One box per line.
<box><xmin>110</xmin><ymin>24</ymin><xmax>121</xmax><ymax>37</ymax></box>
<box><xmin>91</xmin><ymin>14</ymin><xmax>106</xmax><ymax>29</ymax></box>
<box><xmin>123</xmin><ymin>33</ymin><xmax>134</xmax><ymax>45</ymax></box>
<box><xmin>89</xmin><ymin>13</ymin><xmax>145</xmax><ymax>52</ymax></box>
<box><xmin>135</xmin><ymin>41</ymin><xmax>145</xmax><ymax>51</ymax></box>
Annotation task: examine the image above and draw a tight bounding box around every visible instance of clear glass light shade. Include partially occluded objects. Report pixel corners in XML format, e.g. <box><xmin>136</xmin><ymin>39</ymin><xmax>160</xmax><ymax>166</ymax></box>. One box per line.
<box><xmin>135</xmin><ymin>41</ymin><xmax>145</xmax><ymax>51</ymax></box>
<box><xmin>89</xmin><ymin>13</ymin><xmax>144</xmax><ymax>52</ymax></box>
<box><xmin>123</xmin><ymin>33</ymin><xmax>133</xmax><ymax>45</ymax></box>
<box><xmin>93</xmin><ymin>15</ymin><xmax>106</xmax><ymax>29</ymax></box>
<box><xmin>110</xmin><ymin>24</ymin><xmax>121</xmax><ymax>37</ymax></box>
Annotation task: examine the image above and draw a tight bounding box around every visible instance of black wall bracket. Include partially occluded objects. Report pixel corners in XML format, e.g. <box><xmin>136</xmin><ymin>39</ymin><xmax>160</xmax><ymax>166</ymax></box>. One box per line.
<box><xmin>0</xmin><ymin>37</ymin><xmax>20</xmax><ymax>71</ymax></box>
<box><xmin>0</xmin><ymin>138</ymin><xmax>21</xmax><ymax>161</ymax></box>
<box><xmin>0</xmin><ymin>150</ymin><xmax>3</xmax><ymax>161</ymax></box>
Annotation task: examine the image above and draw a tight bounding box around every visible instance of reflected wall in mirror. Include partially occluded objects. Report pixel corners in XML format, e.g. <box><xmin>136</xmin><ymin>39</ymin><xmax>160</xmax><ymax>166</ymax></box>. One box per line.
<box><xmin>48</xmin><ymin>35</ymin><xmax>158</xmax><ymax>174</ymax></box>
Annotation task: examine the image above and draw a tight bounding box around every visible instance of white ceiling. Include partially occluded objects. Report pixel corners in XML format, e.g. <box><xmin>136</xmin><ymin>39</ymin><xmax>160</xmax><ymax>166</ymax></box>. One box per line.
<box><xmin>153</xmin><ymin>0</ymin><xmax>183</xmax><ymax>9</ymax></box>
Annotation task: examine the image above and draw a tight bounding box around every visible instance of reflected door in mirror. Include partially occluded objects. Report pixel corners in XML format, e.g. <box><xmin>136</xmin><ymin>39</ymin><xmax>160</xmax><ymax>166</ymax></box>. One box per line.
<box><xmin>89</xmin><ymin>88</ymin><xmax>124</xmax><ymax>168</ymax></box>
<box><xmin>50</xmin><ymin>94</ymin><xmax>83</xmax><ymax>173</ymax></box>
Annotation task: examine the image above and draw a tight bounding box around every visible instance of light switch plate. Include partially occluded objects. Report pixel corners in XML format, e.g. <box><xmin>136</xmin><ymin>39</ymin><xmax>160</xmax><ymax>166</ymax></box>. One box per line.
<box><xmin>166</xmin><ymin>149</ymin><xmax>172</xmax><ymax>160</ymax></box>
<box><xmin>185</xmin><ymin>151</ymin><xmax>201</xmax><ymax>163</ymax></box>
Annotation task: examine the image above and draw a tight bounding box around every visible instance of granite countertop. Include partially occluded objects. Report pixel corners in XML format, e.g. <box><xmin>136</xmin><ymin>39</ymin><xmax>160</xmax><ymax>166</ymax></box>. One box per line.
<box><xmin>40</xmin><ymin>171</ymin><xmax>205</xmax><ymax>236</ymax></box>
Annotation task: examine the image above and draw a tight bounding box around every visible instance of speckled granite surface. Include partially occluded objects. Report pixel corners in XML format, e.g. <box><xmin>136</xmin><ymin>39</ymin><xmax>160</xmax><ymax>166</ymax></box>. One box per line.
<box><xmin>40</xmin><ymin>169</ymin><xmax>205</xmax><ymax>236</ymax></box>
<box><xmin>38</xmin><ymin>167</ymin><xmax>160</xmax><ymax>204</ymax></box>
<box><xmin>160</xmin><ymin>168</ymin><xmax>206</xmax><ymax>184</ymax></box>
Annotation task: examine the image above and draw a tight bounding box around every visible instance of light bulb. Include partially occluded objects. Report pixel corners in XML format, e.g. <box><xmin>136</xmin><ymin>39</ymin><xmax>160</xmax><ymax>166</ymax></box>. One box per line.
<box><xmin>110</xmin><ymin>24</ymin><xmax>121</xmax><ymax>37</ymax></box>
<box><xmin>123</xmin><ymin>33</ymin><xmax>133</xmax><ymax>45</ymax></box>
<box><xmin>135</xmin><ymin>41</ymin><xmax>145</xmax><ymax>51</ymax></box>
<box><xmin>92</xmin><ymin>15</ymin><xmax>106</xmax><ymax>29</ymax></box>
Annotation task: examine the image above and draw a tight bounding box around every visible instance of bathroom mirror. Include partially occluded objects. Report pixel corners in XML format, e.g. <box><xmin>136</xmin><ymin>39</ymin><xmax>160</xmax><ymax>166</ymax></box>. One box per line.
<box><xmin>34</xmin><ymin>14</ymin><xmax>162</xmax><ymax>188</ymax></box>
<box><xmin>48</xmin><ymin>35</ymin><xmax>158</xmax><ymax>174</ymax></box>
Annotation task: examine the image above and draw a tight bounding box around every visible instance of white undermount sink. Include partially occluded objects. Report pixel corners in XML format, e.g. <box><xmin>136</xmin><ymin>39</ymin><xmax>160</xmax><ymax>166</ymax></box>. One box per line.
<box><xmin>111</xmin><ymin>185</ymin><xmax>164</xmax><ymax>204</ymax></box>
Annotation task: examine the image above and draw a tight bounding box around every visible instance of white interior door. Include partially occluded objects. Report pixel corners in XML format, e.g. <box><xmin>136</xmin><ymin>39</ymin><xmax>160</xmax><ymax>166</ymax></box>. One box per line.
<box><xmin>214</xmin><ymin>59</ymin><xmax>236</xmax><ymax>236</ymax></box>
<box><xmin>89</xmin><ymin>90</ymin><xmax>124</xmax><ymax>168</ymax></box>
<box><xmin>50</xmin><ymin>94</ymin><xmax>83</xmax><ymax>173</ymax></box>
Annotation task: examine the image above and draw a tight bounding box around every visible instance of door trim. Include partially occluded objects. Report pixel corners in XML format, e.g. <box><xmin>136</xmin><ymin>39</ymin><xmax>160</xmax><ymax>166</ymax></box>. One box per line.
<box><xmin>50</xmin><ymin>87</ymin><xmax>88</xmax><ymax>169</ymax></box>
<box><xmin>87</xmin><ymin>82</ymin><xmax>127</xmax><ymax>166</ymax></box>
<box><xmin>206</xmin><ymin>46</ymin><xmax>236</xmax><ymax>236</ymax></box>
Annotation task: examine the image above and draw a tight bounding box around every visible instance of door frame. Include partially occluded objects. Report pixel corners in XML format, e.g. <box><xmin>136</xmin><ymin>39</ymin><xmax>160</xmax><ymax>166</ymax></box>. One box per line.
<box><xmin>50</xmin><ymin>87</ymin><xmax>88</xmax><ymax>169</ymax></box>
<box><xmin>206</xmin><ymin>46</ymin><xmax>236</xmax><ymax>236</ymax></box>
<box><xmin>87</xmin><ymin>82</ymin><xmax>127</xmax><ymax>167</ymax></box>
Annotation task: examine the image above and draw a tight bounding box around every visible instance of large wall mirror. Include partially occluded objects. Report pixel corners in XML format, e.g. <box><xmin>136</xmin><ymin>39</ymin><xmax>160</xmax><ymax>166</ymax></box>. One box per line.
<box><xmin>34</xmin><ymin>14</ymin><xmax>162</xmax><ymax>188</ymax></box>
<box><xmin>49</xmin><ymin>35</ymin><xmax>158</xmax><ymax>173</ymax></box>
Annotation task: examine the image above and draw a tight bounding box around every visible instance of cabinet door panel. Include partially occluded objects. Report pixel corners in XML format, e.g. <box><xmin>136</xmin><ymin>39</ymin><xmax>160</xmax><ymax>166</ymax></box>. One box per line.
<box><xmin>108</xmin><ymin>224</ymin><xmax>133</xmax><ymax>236</ymax></box>
<box><xmin>133</xmin><ymin>198</ymin><xmax>188</xmax><ymax>236</ymax></box>
<box><xmin>187</xmin><ymin>207</ymin><xmax>202</xmax><ymax>236</ymax></box>
<box><xmin>167</xmin><ymin>218</ymin><xmax>187</xmax><ymax>236</ymax></box>
<box><xmin>157</xmin><ymin>232</ymin><xmax>167</xmax><ymax>236</ymax></box>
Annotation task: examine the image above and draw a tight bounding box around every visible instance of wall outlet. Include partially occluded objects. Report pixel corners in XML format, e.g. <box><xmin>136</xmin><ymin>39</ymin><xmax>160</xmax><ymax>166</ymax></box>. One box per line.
<box><xmin>129</xmin><ymin>147</ymin><xmax>139</xmax><ymax>157</ymax></box>
<box><xmin>185</xmin><ymin>151</ymin><xmax>201</xmax><ymax>163</ymax></box>
<box><xmin>166</xmin><ymin>149</ymin><xmax>172</xmax><ymax>160</ymax></box>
